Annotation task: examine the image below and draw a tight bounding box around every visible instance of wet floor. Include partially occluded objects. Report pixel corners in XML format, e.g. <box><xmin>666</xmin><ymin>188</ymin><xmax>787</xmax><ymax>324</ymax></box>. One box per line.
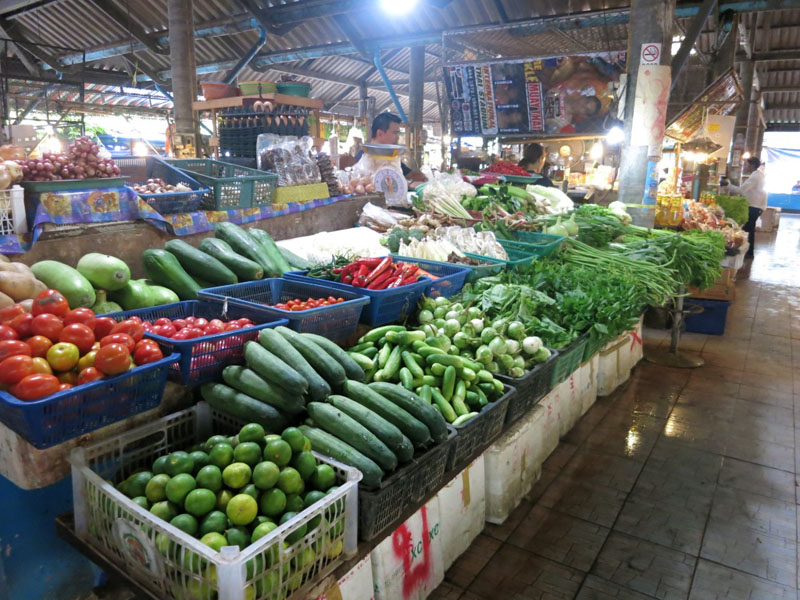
<box><xmin>433</xmin><ymin>215</ymin><xmax>800</xmax><ymax>600</ymax></box>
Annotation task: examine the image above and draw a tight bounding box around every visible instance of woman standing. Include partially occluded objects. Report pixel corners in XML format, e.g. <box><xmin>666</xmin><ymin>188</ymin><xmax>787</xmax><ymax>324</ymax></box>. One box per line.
<box><xmin>518</xmin><ymin>143</ymin><xmax>555</xmax><ymax>188</ymax></box>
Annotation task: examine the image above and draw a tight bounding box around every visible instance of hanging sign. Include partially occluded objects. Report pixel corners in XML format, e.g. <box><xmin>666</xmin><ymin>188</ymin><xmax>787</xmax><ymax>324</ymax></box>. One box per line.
<box><xmin>640</xmin><ymin>43</ymin><xmax>662</xmax><ymax>66</ymax></box>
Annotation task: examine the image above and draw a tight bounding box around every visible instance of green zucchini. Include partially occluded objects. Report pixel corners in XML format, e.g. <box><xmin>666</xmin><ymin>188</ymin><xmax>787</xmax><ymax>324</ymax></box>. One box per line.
<box><xmin>342</xmin><ymin>380</ymin><xmax>432</xmax><ymax>448</ymax></box>
<box><xmin>164</xmin><ymin>239</ymin><xmax>237</xmax><ymax>286</ymax></box>
<box><xmin>222</xmin><ymin>365</ymin><xmax>305</xmax><ymax>414</ymax></box>
<box><xmin>368</xmin><ymin>382</ymin><xmax>449</xmax><ymax>443</ymax></box>
<box><xmin>30</xmin><ymin>260</ymin><xmax>96</xmax><ymax>308</ymax></box>
<box><xmin>141</xmin><ymin>249</ymin><xmax>200</xmax><ymax>301</ymax></box>
<box><xmin>299</xmin><ymin>425</ymin><xmax>383</xmax><ymax>487</ymax></box>
<box><xmin>307</xmin><ymin>402</ymin><xmax>397</xmax><ymax>471</ymax></box>
<box><xmin>328</xmin><ymin>395</ymin><xmax>414</xmax><ymax>464</ymax></box>
<box><xmin>199</xmin><ymin>237</ymin><xmax>264</xmax><ymax>281</ymax></box>
<box><xmin>276</xmin><ymin>327</ymin><xmax>346</xmax><ymax>391</ymax></box>
<box><xmin>243</xmin><ymin>341</ymin><xmax>308</xmax><ymax>397</ymax></box>
<box><xmin>248</xmin><ymin>228</ymin><xmax>292</xmax><ymax>274</ymax></box>
<box><xmin>200</xmin><ymin>383</ymin><xmax>286</xmax><ymax>431</ymax></box>
<box><xmin>258</xmin><ymin>328</ymin><xmax>329</xmax><ymax>401</ymax></box>
<box><xmin>278</xmin><ymin>246</ymin><xmax>313</xmax><ymax>270</ymax></box>
<box><xmin>215</xmin><ymin>222</ymin><xmax>278</xmax><ymax>276</ymax></box>
<box><xmin>301</xmin><ymin>333</ymin><xmax>365</xmax><ymax>382</ymax></box>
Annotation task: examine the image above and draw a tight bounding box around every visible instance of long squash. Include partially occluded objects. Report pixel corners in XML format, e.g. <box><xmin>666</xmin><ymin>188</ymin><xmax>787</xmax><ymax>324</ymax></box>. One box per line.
<box><xmin>215</xmin><ymin>222</ymin><xmax>279</xmax><ymax>276</ymax></box>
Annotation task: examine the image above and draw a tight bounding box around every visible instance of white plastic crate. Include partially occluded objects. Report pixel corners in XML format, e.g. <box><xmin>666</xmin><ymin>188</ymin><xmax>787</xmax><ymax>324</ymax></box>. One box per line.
<box><xmin>69</xmin><ymin>402</ymin><xmax>360</xmax><ymax>600</ymax></box>
<box><xmin>437</xmin><ymin>454</ymin><xmax>486</xmax><ymax>570</ymax></box>
<box><xmin>313</xmin><ymin>554</ymin><xmax>374</xmax><ymax>600</ymax></box>
<box><xmin>539</xmin><ymin>390</ymin><xmax>560</xmax><ymax>461</ymax></box>
<box><xmin>578</xmin><ymin>354</ymin><xmax>599</xmax><ymax>416</ymax></box>
<box><xmin>0</xmin><ymin>185</ymin><xmax>26</xmax><ymax>236</ymax></box>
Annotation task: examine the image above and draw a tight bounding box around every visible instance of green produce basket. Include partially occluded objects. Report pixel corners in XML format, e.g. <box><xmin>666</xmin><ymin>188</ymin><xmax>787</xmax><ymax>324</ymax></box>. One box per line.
<box><xmin>276</xmin><ymin>82</ymin><xmax>312</xmax><ymax>97</ymax></box>
<box><xmin>463</xmin><ymin>241</ymin><xmax>540</xmax><ymax>271</ymax></box>
<box><xmin>238</xmin><ymin>80</ymin><xmax>276</xmax><ymax>96</ymax></box>
<box><xmin>498</xmin><ymin>174</ymin><xmax>541</xmax><ymax>185</ymax></box>
<box><xmin>550</xmin><ymin>332</ymin><xmax>589</xmax><ymax>386</ymax></box>
<box><xmin>21</xmin><ymin>176</ymin><xmax>127</xmax><ymax>192</ymax></box>
<box><xmin>582</xmin><ymin>331</ymin><xmax>607</xmax><ymax>361</ymax></box>
<box><xmin>496</xmin><ymin>232</ymin><xmax>565</xmax><ymax>257</ymax></box>
<box><xmin>165</xmin><ymin>158</ymin><xmax>277</xmax><ymax>209</ymax></box>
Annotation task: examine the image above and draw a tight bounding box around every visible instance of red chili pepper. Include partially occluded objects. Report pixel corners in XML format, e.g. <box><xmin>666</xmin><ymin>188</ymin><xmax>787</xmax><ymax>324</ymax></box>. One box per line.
<box><xmin>367</xmin><ymin>269</ymin><xmax>394</xmax><ymax>289</ymax></box>
<box><xmin>385</xmin><ymin>272</ymin><xmax>406</xmax><ymax>289</ymax></box>
<box><xmin>342</xmin><ymin>274</ymin><xmax>354</xmax><ymax>284</ymax></box>
<box><xmin>365</xmin><ymin>257</ymin><xmax>393</xmax><ymax>285</ymax></box>
<box><xmin>351</xmin><ymin>264</ymin><xmax>370</xmax><ymax>287</ymax></box>
<box><xmin>352</xmin><ymin>257</ymin><xmax>383</xmax><ymax>268</ymax></box>
<box><xmin>332</xmin><ymin>267</ymin><xmax>344</xmax><ymax>274</ymax></box>
<box><xmin>400</xmin><ymin>274</ymin><xmax>420</xmax><ymax>284</ymax></box>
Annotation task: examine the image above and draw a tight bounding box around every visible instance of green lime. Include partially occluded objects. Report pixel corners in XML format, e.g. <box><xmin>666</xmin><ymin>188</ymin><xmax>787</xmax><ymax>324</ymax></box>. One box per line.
<box><xmin>226</xmin><ymin>494</ymin><xmax>258</xmax><ymax>526</ymax></box>
<box><xmin>152</xmin><ymin>455</ymin><xmax>169</xmax><ymax>475</ymax></box>
<box><xmin>205</xmin><ymin>435</ymin><xmax>227</xmax><ymax>452</ymax></box>
<box><xmin>264</xmin><ymin>440</ymin><xmax>292</xmax><ymax>467</ymax></box>
<box><xmin>277</xmin><ymin>467</ymin><xmax>303</xmax><ymax>496</ymax></box>
<box><xmin>265</xmin><ymin>434</ymin><xmax>281</xmax><ymax>443</ymax></box>
<box><xmin>126</xmin><ymin>471</ymin><xmax>153</xmax><ymax>498</ymax></box>
<box><xmin>254</xmin><ymin>515</ymin><xmax>273</xmax><ymax>526</ymax></box>
<box><xmin>170</xmin><ymin>513</ymin><xmax>198</xmax><ymax>536</ymax></box>
<box><xmin>304</xmin><ymin>490</ymin><xmax>326</xmax><ymax>508</ymax></box>
<box><xmin>259</xmin><ymin>488</ymin><xmax>286</xmax><ymax>518</ymax></box>
<box><xmin>311</xmin><ymin>464</ymin><xmax>336</xmax><ymax>491</ymax></box>
<box><xmin>215</xmin><ymin>489</ymin><xmax>233</xmax><ymax>512</ymax></box>
<box><xmin>252</xmin><ymin>461</ymin><xmax>280</xmax><ymax>490</ymax></box>
<box><xmin>185</xmin><ymin>488</ymin><xmax>216</xmax><ymax>517</ymax></box>
<box><xmin>145</xmin><ymin>474</ymin><xmax>171</xmax><ymax>503</ymax></box>
<box><xmin>150</xmin><ymin>500</ymin><xmax>178</xmax><ymax>522</ymax></box>
<box><xmin>281</xmin><ymin>427</ymin><xmax>305</xmax><ymax>453</ymax></box>
<box><xmin>225</xmin><ymin>526</ymin><xmax>251</xmax><ymax>549</ymax></box>
<box><xmin>131</xmin><ymin>496</ymin><xmax>149</xmax><ymax>510</ymax></box>
<box><xmin>199</xmin><ymin>510</ymin><xmax>227</xmax><ymax>536</ymax></box>
<box><xmin>280</xmin><ymin>512</ymin><xmax>307</xmax><ymax>544</ymax></box>
<box><xmin>234</xmin><ymin>442</ymin><xmax>262</xmax><ymax>467</ymax></box>
<box><xmin>285</xmin><ymin>494</ymin><xmax>304</xmax><ymax>514</ymax></box>
<box><xmin>302</xmin><ymin>436</ymin><xmax>312</xmax><ymax>451</ymax></box>
<box><xmin>164</xmin><ymin>451</ymin><xmax>194</xmax><ymax>477</ymax></box>
<box><xmin>116</xmin><ymin>479</ymin><xmax>129</xmax><ymax>497</ymax></box>
<box><xmin>242</xmin><ymin>483</ymin><xmax>260</xmax><ymax>501</ymax></box>
<box><xmin>239</xmin><ymin>423</ymin><xmax>266</xmax><ymax>445</ymax></box>
<box><xmin>189</xmin><ymin>451</ymin><xmax>210</xmax><ymax>472</ymax></box>
<box><xmin>208</xmin><ymin>443</ymin><xmax>234</xmax><ymax>470</ymax></box>
<box><xmin>251</xmin><ymin>521</ymin><xmax>278</xmax><ymax>543</ymax></box>
<box><xmin>196</xmin><ymin>465</ymin><xmax>223</xmax><ymax>492</ymax></box>
<box><xmin>292</xmin><ymin>451</ymin><xmax>317</xmax><ymax>482</ymax></box>
<box><xmin>255</xmin><ymin>571</ymin><xmax>280</xmax><ymax>596</ymax></box>
<box><xmin>165</xmin><ymin>473</ymin><xmax>196</xmax><ymax>505</ymax></box>
<box><xmin>222</xmin><ymin>462</ymin><xmax>252</xmax><ymax>489</ymax></box>
<box><xmin>200</xmin><ymin>532</ymin><xmax>228</xmax><ymax>552</ymax></box>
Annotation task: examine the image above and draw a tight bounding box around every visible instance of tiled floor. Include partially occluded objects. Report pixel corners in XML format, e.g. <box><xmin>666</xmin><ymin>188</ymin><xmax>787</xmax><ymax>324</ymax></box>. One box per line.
<box><xmin>432</xmin><ymin>215</ymin><xmax>800</xmax><ymax>600</ymax></box>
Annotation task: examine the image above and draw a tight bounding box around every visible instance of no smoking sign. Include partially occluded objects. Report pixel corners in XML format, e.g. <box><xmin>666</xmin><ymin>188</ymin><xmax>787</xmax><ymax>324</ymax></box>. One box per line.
<box><xmin>641</xmin><ymin>43</ymin><xmax>661</xmax><ymax>65</ymax></box>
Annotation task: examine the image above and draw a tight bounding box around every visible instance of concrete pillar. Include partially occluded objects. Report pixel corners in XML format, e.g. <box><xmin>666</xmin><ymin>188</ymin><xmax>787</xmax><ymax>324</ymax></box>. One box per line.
<box><xmin>616</xmin><ymin>0</ymin><xmax>675</xmax><ymax>220</ymax></box>
<box><xmin>755</xmin><ymin>125</ymin><xmax>764</xmax><ymax>158</ymax></box>
<box><xmin>408</xmin><ymin>45</ymin><xmax>426</xmax><ymax>169</ymax></box>
<box><xmin>729</xmin><ymin>60</ymin><xmax>754</xmax><ymax>183</ymax></box>
<box><xmin>745</xmin><ymin>90</ymin><xmax>761</xmax><ymax>156</ymax></box>
<box><xmin>167</xmin><ymin>0</ymin><xmax>197</xmax><ymax>136</ymax></box>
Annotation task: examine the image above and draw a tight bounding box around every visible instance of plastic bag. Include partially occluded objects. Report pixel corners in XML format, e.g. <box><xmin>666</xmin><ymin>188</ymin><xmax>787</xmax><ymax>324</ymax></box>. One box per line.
<box><xmin>358</xmin><ymin>202</ymin><xmax>400</xmax><ymax>231</ymax></box>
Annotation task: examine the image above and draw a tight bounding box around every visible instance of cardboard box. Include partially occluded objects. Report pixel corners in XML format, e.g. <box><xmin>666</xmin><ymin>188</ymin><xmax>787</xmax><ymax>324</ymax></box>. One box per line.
<box><xmin>687</xmin><ymin>268</ymin><xmax>736</xmax><ymax>301</ymax></box>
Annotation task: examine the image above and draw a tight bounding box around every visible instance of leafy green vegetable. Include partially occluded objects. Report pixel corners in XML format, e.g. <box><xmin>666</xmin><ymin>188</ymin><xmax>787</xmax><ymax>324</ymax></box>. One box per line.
<box><xmin>715</xmin><ymin>195</ymin><xmax>749</xmax><ymax>226</ymax></box>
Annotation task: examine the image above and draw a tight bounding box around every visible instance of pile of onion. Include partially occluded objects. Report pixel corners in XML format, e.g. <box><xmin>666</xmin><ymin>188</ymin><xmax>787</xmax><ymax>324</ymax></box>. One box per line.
<box><xmin>15</xmin><ymin>136</ymin><xmax>120</xmax><ymax>182</ymax></box>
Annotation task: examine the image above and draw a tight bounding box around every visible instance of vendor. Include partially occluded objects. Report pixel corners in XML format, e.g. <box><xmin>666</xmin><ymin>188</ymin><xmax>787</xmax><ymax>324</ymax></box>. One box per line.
<box><xmin>722</xmin><ymin>156</ymin><xmax>766</xmax><ymax>259</ymax></box>
<box><xmin>518</xmin><ymin>143</ymin><xmax>555</xmax><ymax>187</ymax></box>
<box><xmin>355</xmin><ymin>113</ymin><xmax>428</xmax><ymax>187</ymax></box>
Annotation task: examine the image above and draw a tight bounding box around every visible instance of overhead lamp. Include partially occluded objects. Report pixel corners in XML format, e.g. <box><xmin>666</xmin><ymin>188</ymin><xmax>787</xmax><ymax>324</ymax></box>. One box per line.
<box><xmin>380</xmin><ymin>0</ymin><xmax>418</xmax><ymax>14</ymax></box>
<box><xmin>590</xmin><ymin>141</ymin><xmax>604</xmax><ymax>161</ymax></box>
<box><xmin>605</xmin><ymin>126</ymin><xmax>624</xmax><ymax>145</ymax></box>
<box><xmin>133</xmin><ymin>141</ymin><xmax>149</xmax><ymax>156</ymax></box>
<box><xmin>742</xmin><ymin>151</ymin><xmax>751</xmax><ymax>159</ymax></box>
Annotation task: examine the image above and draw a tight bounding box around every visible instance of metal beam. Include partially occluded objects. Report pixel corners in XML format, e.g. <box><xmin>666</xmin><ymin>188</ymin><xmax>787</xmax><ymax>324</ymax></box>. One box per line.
<box><xmin>493</xmin><ymin>0</ymin><xmax>509</xmax><ymax>23</ymax></box>
<box><xmin>671</xmin><ymin>0</ymin><xmax>717</xmax><ymax>88</ymax></box>
<box><xmin>752</xmin><ymin>50</ymin><xmax>800</xmax><ymax>61</ymax></box>
<box><xmin>3</xmin><ymin>57</ymin><xmax>130</xmax><ymax>86</ymax></box>
<box><xmin>0</xmin><ymin>25</ymin><xmax>38</xmax><ymax>74</ymax></box>
<box><xmin>85</xmin><ymin>0</ymin><xmax>169</xmax><ymax>55</ymax></box>
<box><xmin>333</xmin><ymin>13</ymin><xmax>370</xmax><ymax>58</ymax></box>
<box><xmin>761</xmin><ymin>86</ymin><xmax>800</xmax><ymax>92</ymax></box>
<box><xmin>224</xmin><ymin>26</ymin><xmax>267</xmax><ymax>84</ymax></box>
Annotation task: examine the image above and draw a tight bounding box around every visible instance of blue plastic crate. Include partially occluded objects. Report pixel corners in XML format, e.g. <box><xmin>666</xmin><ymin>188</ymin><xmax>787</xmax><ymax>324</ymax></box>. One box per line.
<box><xmin>199</xmin><ymin>279</ymin><xmax>369</xmax><ymax>341</ymax></box>
<box><xmin>391</xmin><ymin>257</ymin><xmax>470</xmax><ymax>299</ymax></box>
<box><xmin>283</xmin><ymin>267</ymin><xmax>431</xmax><ymax>326</ymax></box>
<box><xmin>0</xmin><ymin>352</ymin><xmax>178</xmax><ymax>449</ymax></box>
<box><xmin>115</xmin><ymin>156</ymin><xmax>210</xmax><ymax>214</ymax></box>
<box><xmin>103</xmin><ymin>301</ymin><xmax>287</xmax><ymax>385</ymax></box>
<box><xmin>684</xmin><ymin>298</ymin><xmax>730</xmax><ymax>335</ymax></box>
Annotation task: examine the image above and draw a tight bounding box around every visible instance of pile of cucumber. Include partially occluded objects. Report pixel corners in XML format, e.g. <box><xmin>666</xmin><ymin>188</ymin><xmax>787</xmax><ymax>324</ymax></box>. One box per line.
<box><xmin>346</xmin><ymin>324</ymin><xmax>508</xmax><ymax>426</ymax></box>
<box><xmin>200</xmin><ymin>324</ymin><xmax>449</xmax><ymax>488</ymax></box>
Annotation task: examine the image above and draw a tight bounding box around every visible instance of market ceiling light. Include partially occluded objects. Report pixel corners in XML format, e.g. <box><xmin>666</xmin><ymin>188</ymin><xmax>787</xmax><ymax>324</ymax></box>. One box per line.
<box><xmin>606</xmin><ymin>126</ymin><xmax>624</xmax><ymax>145</ymax></box>
<box><xmin>743</xmin><ymin>151</ymin><xmax>751</xmax><ymax>159</ymax></box>
<box><xmin>133</xmin><ymin>141</ymin><xmax>149</xmax><ymax>156</ymax></box>
<box><xmin>590</xmin><ymin>141</ymin><xmax>604</xmax><ymax>160</ymax></box>
<box><xmin>380</xmin><ymin>0</ymin><xmax>418</xmax><ymax>14</ymax></box>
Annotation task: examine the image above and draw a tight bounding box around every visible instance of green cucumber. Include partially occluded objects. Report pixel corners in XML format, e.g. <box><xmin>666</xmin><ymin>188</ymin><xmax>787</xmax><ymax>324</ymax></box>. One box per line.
<box><xmin>215</xmin><ymin>222</ymin><xmax>278</xmax><ymax>276</ymax></box>
<box><xmin>358</xmin><ymin>325</ymin><xmax>406</xmax><ymax>344</ymax></box>
<box><xmin>222</xmin><ymin>366</ymin><xmax>305</xmax><ymax>414</ymax></box>
<box><xmin>145</xmin><ymin>283</ymin><xmax>180</xmax><ymax>306</ymax></box>
<box><xmin>368</xmin><ymin>382</ymin><xmax>449</xmax><ymax>443</ymax></box>
<box><xmin>347</xmin><ymin>352</ymin><xmax>374</xmax><ymax>371</ymax></box>
<box><xmin>381</xmin><ymin>345</ymin><xmax>402</xmax><ymax>381</ymax></box>
<box><xmin>164</xmin><ymin>239</ymin><xmax>237</xmax><ymax>286</ymax></box>
<box><xmin>377</xmin><ymin>343</ymin><xmax>393</xmax><ymax>369</ymax></box>
<box><xmin>442</xmin><ymin>365</ymin><xmax>456</xmax><ymax>401</ymax></box>
<box><xmin>301</xmin><ymin>333</ymin><xmax>365</xmax><ymax>382</ymax></box>
<box><xmin>76</xmin><ymin>253</ymin><xmax>130</xmax><ymax>292</ymax></box>
<box><xmin>299</xmin><ymin>425</ymin><xmax>383</xmax><ymax>488</ymax></box>
<box><xmin>349</xmin><ymin>342</ymin><xmax>374</xmax><ymax>354</ymax></box>
<box><xmin>327</xmin><ymin>395</ymin><xmax>413</xmax><ymax>463</ymax></box>
<box><xmin>200</xmin><ymin>383</ymin><xmax>286</xmax><ymax>431</ymax></box>
<box><xmin>399</xmin><ymin>367</ymin><xmax>414</xmax><ymax>390</ymax></box>
<box><xmin>360</xmin><ymin>347</ymin><xmax>378</xmax><ymax>359</ymax></box>
<box><xmin>141</xmin><ymin>249</ymin><xmax>200</xmax><ymax>301</ymax></box>
<box><xmin>452</xmin><ymin>412</ymin><xmax>479</xmax><ymax>427</ymax></box>
<box><xmin>278</xmin><ymin>246</ymin><xmax>313</xmax><ymax>270</ymax></box>
<box><xmin>342</xmin><ymin>380</ymin><xmax>432</xmax><ymax>448</ymax></box>
<box><xmin>401</xmin><ymin>351</ymin><xmax>424</xmax><ymax>379</ymax></box>
<box><xmin>248</xmin><ymin>228</ymin><xmax>292</xmax><ymax>274</ymax></box>
<box><xmin>243</xmin><ymin>341</ymin><xmax>308</xmax><ymax>397</ymax></box>
<box><xmin>425</xmin><ymin>354</ymin><xmax>463</xmax><ymax>369</ymax></box>
<box><xmin>307</xmin><ymin>402</ymin><xmax>397</xmax><ymax>471</ymax></box>
<box><xmin>199</xmin><ymin>237</ymin><xmax>264</xmax><ymax>281</ymax></box>
<box><xmin>258</xmin><ymin>329</ymin><xmax>329</xmax><ymax>401</ymax></box>
<box><xmin>452</xmin><ymin>380</ymin><xmax>469</xmax><ymax>416</ymax></box>
<box><xmin>431</xmin><ymin>388</ymin><xmax>457</xmax><ymax>423</ymax></box>
<box><xmin>419</xmin><ymin>385</ymin><xmax>433</xmax><ymax>404</ymax></box>
<box><xmin>30</xmin><ymin>260</ymin><xmax>95</xmax><ymax>308</ymax></box>
<box><xmin>275</xmin><ymin>327</ymin><xmax>345</xmax><ymax>391</ymax></box>
<box><xmin>384</xmin><ymin>330</ymin><xmax>426</xmax><ymax>346</ymax></box>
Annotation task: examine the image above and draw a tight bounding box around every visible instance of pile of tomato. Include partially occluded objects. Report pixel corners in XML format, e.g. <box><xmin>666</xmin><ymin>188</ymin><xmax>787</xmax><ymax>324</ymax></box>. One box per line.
<box><xmin>0</xmin><ymin>290</ymin><xmax>165</xmax><ymax>401</ymax></box>
<box><xmin>271</xmin><ymin>296</ymin><xmax>345</xmax><ymax>311</ymax></box>
<box><xmin>142</xmin><ymin>315</ymin><xmax>255</xmax><ymax>339</ymax></box>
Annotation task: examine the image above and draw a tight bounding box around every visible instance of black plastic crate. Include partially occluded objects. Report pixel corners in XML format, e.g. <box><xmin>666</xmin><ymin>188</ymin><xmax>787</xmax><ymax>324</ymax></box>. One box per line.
<box><xmin>496</xmin><ymin>350</ymin><xmax>558</xmax><ymax>425</ymax></box>
<box><xmin>446</xmin><ymin>386</ymin><xmax>513</xmax><ymax>472</ymax></box>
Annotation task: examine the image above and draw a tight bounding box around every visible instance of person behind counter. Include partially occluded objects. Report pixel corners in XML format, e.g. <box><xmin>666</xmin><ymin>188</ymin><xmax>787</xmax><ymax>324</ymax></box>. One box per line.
<box><xmin>354</xmin><ymin>113</ymin><xmax>427</xmax><ymax>187</ymax></box>
<box><xmin>517</xmin><ymin>143</ymin><xmax>555</xmax><ymax>187</ymax></box>
<box><xmin>721</xmin><ymin>156</ymin><xmax>767</xmax><ymax>259</ymax></box>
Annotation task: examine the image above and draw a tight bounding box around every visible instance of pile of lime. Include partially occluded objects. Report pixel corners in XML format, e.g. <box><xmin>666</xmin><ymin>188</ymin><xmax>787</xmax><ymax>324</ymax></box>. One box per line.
<box><xmin>115</xmin><ymin>424</ymin><xmax>342</xmax><ymax>556</ymax></box>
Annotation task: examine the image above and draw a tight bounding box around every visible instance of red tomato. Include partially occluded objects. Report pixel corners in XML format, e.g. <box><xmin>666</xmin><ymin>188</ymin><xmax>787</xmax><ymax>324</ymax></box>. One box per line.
<box><xmin>8</xmin><ymin>313</ymin><xmax>34</xmax><ymax>338</ymax></box>
<box><xmin>0</xmin><ymin>323</ymin><xmax>18</xmax><ymax>341</ymax></box>
<box><xmin>239</xmin><ymin>319</ymin><xmax>253</xmax><ymax>326</ymax></box>
<box><xmin>134</xmin><ymin>339</ymin><xmax>159</xmax><ymax>351</ymax></box>
<box><xmin>134</xmin><ymin>343</ymin><xmax>163</xmax><ymax>365</ymax></box>
<box><xmin>172</xmin><ymin>329</ymin><xmax>191</xmax><ymax>340</ymax></box>
<box><xmin>94</xmin><ymin>343</ymin><xmax>131</xmax><ymax>376</ymax></box>
<box><xmin>126</xmin><ymin>316</ymin><xmax>142</xmax><ymax>324</ymax></box>
<box><xmin>141</xmin><ymin>322</ymin><xmax>154</xmax><ymax>333</ymax></box>
<box><xmin>30</xmin><ymin>357</ymin><xmax>52</xmax><ymax>375</ymax></box>
<box><xmin>153</xmin><ymin>323</ymin><xmax>177</xmax><ymax>338</ymax></box>
<box><xmin>186</xmin><ymin>327</ymin><xmax>205</xmax><ymax>339</ymax></box>
<box><xmin>77</xmin><ymin>367</ymin><xmax>103</xmax><ymax>385</ymax></box>
<box><xmin>172</xmin><ymin>319</ymin><xmax>187</xmax><ymax>330</ymax></box>
<box><xmin>30</xmin><ymin>313</ymin><xmax>64</xmax><ymax>342</ymax></box>
<box><xmin>64</xmin><ymin>308</ymin><xmax>96</xmax><ymax>329</ymax></box>
<box><xmin>224</xmin><ymin>322</ymin><xmax>242</xmax><ymax>331</ymax></box>
<box><xmin>31</xmin><ymin>290</ymin><xmax>70</xmax><ymax>318</ymax></box>
<box><xmin>110</xmin><ymin>320</ymin><xmax>144</xmax><ymax>343</ymax></box>
<box><xmin>327</xmin><ymin>296</ymin><xmax>338</xmax><ymax>303</ymax></box>
<box><xmin>0</xmin><ymin>340</ymin><xmax>31</xmax><ymax>362</ymax></box>
<box><xmin>184</xmin><ymin>316</ymin><xmax>196</xmax><ymax>324</ymax></box>
<box><xmin>0</xmin><ymin>304</ymin><xmax>26</xmax><ymax>323</ymax></box>
<box><xmin>0</xmin><ymin>355</ymin><xmax>35</xmax><ymax>385</ymax></box>
<box><xmin>208</xmin><ymin>319</ymin><xmax>225</xmax><ymax>329</ymax></box>
<box><xmin>154</xmin><ymin>318</ymin><xmax>172</xmax><ymax>327</ymax></box>
<box><xmin>57</xmin><ymin>383</ymin><xmax>73</xmax><ymax>391</ymax></box>
<box><xmin>59</xmin><ymin>323</ymin><xmax>95</xmax><ymax>354</ymax></box>
<box><xmin>100</xmin><ymin>333</ymin><xmax>135</xmax><ymax>353</ymax></box>
<box><xmin>193</xmin><ymin>318</ymin><xmax>208</xmax><ymax>328</ymax></box>
<box><xmin>57</xmin><ymin>370</ymin><xmax>78</xmax><ymax>385</ymax></box>
<box><xmin>274</xmin><ymin>303</ymin><xmax>289</xmax><ymax>310</ymax></box>
<box><xmin>10</xmin><ymin>373</ymin><xmax>60</xmax><ymax>401</ymax></box>
<box><xmin>203</xmin><ymin>324</ymin><xmax>224</xmax><ymax>335</ymax></box>
<box><xmin>25</xmin><ymin>335</ymin><xmax>53</xmax><ymax>358</ymax></box>
<box><xmin>46</xmin><ymin>342</ymin><xmax>80</xmax><ymax>372</ymax></box>
<box><xmin>93</xmin><ymin>317</ymin><xmax>116</xmax><ymax>339</ymax></box>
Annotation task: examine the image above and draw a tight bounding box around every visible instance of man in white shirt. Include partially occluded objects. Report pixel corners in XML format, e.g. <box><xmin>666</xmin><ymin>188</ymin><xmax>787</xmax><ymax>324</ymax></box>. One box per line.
<box><xmin>724</xmin><ymin>156</ymin><xmax>767</xmax><ymax>258</ymax></box>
